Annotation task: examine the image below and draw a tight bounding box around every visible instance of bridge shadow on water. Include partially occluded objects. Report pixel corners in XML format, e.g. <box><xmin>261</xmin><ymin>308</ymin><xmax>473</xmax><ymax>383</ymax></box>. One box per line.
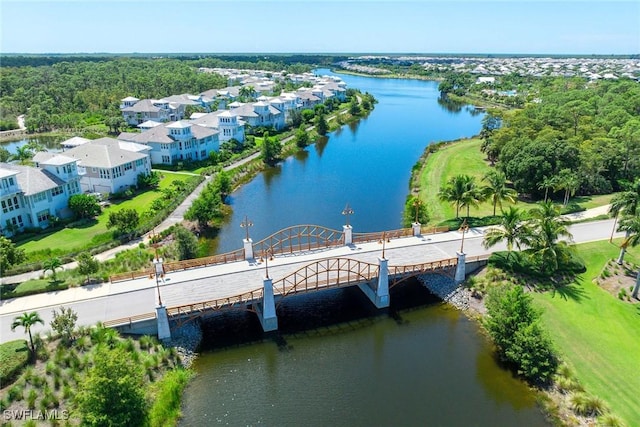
<box><xmin>198</xmin><ymin>278</ymin><xmax>442</xmax><ymax>352</ymax></box>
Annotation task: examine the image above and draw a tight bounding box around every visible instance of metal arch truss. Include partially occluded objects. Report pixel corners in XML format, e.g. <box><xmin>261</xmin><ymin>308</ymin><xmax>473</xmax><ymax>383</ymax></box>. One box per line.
<box><xmin>273</xmin><ymin>258</ymin><xmax>380</xmax><ymax>302</ymax></box>
<box><xmin>253</xmin><ymin>225</ymin><xmax>344</xmax><ymax>257</ymax></box>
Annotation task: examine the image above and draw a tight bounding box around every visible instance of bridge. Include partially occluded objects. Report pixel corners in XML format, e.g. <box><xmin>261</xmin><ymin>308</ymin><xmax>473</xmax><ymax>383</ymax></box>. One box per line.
<box><xmin>0</xmin><ymin>219</ymin><xmax>619</xmax><ymax>343</ymax></box>
<box><xmin>102</xmin><ymin>223</ymin><xmax>479</xmax><ymax>339</ymax></box>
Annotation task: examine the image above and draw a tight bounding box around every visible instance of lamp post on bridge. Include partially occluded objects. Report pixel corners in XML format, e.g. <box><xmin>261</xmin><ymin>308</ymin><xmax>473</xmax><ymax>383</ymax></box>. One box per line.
<box><xmin>241</xmin><ymin>215</ymin><xmax>255</xmax><ymax>260</ymax></box>
<box><xmin>260</xmin><ymin>247</ymin><xmax>274</xmax><ymax>279</ymax></box>
<box><xmin>151</xmin><ymin>229</ymin><xmax>171</xmax><ymax>341</ymax></box>
<box><xmin>378</xmin><ymin>231</ymin><xmax>390</xmax><ymax>259</ymax></box>
<box><xmin>342</xmin><ymin>203</ymin><xmax>354</xmax><ymax>245</ymax></box>
<box><xmin>151</xmin><ymin>229</ymin><xmax>164</xmax><ymax>307</ymax></box>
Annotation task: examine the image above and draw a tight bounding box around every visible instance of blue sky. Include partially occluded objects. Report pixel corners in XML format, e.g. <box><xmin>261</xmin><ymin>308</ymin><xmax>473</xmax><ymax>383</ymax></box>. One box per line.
<box><xmin>1</xmin><ymin>1</ymin><xmax>638</xmax><ymax>54</ymax></box>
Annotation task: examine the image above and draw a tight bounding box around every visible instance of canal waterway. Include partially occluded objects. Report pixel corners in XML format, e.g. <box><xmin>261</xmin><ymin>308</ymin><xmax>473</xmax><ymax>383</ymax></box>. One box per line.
<box><xmin>209</xmin><ymin>69</ymin><xmax>483</xmax><ymax>254</ymax></box>
<box><xmin>179</xmin><ymin>71</ymin><xmax>548</xmax><ymax>426</ymax></box>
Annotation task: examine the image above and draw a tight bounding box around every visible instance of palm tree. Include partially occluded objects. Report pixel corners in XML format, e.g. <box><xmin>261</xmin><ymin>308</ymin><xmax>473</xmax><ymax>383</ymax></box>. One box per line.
<box><xmin>11</xmin><ymin>145</ymin><xmax>34</xmax><ymax>165</ymax></box>
<box><xmin>609</xmin><ymin>179</ymin><xmax>640</xmax><ymax>262</ymax></box>
<box><xmin>461</xmin><ymin>176</ymin><xmax>485</xmax><ymax>218</ymax></box>
<box><xmin>529</xmin><ymin>201</ymin><xmax>574</xmax><ymax>275</ymax></box>
<box><xmin>617</xmin><ymin>214</ymin><xmax>640</xmax><ymax>298</ymax></box>
<box><xmin>438</xmin><ymin>175</ymin><xmax>469</xmax><ymax>219</ymax></box>
<box><xmin>43</xmin><ymin>257</ymin><xmax>63</xmax><ymax>280</ymax></box>
<box><xmin>555</xmin><ymin>169</ymin><xmax>580</xmax><ymax>206</ymax></box>
<box><xmin>538</xmin><ymin>175</ymin><xmax>556</xmax><ymax>203</ymax></box>
<box><xmin>483</xmin><ymin>207</ymin><xmax>532</xmax><ymax>261</ymax></box>
<box><xmin>11</xmin><ymin>311</ymin><xmax>44</xmax><ymax>358</ymax></box>
<box><xmin>483</xmin><ymin>170</ymin><xmax>518</xmax><ymax>216</ymax></box>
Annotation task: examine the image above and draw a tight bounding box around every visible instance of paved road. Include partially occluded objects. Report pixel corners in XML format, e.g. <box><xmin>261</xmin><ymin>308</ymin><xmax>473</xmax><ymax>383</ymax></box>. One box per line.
<box><xmin>0</xmin><ymin>218</ymin><xmax>623</xmax><ymax>343</ymax></box>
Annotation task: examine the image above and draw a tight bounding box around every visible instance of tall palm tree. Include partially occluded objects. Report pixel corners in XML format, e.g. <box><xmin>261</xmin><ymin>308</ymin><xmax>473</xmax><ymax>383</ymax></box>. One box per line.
<box><xmin>43</xmin><ymin>257</ymin><xmax>63</xmax><ymax>280</ymax></box>
<box><xmin>609</xmin><ymin>179</ymin><xmax>640</xmax><ymax>262</ymax></box>
<box><xmin>438</xmin><ymin>175</ymin><xmax>469</xmax><ymax>219</ymax></box>
<box><xmin>483</xmin><ymin>170</ymin><xmax>518</xmax><ymax>216</ymax></box>
<box><xmin>617</xmin><ymin>214</ymin><xmax>640</xmax><ymax>298</ymax></box>
<box><xmin>483</xmin><ymin>206</ymin><xmax>532</xmax><ymax>261</ymax></box>
<box><xmin>11</xmin><ymin>311</ymin><xmax>44</xmax><ymax>358</ymax></box>
<box><xmin>461</xmin><ymin>176</ymin><xmax>485</xmax><ymax>218</ymax></box>
<box><xmin>529</xmin><ymin>201</ymin><xmax>574</xmax><ymax>275</ymax></box>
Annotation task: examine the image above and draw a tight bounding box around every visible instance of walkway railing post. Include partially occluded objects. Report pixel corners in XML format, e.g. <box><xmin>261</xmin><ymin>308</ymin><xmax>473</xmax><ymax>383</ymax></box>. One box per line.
<box><xmin>243</xmin><ymin>238</ymin><xmax>254</xmax><ymax>260</ymax></box>
<box><xmin>153</xmin><ymin>257</ymin><xmax>171</xmax><ymax>341</ymax></box>
<box><xmin>412</xmin><ymin>221</ymin><xmax>421</xmax><ymax>237</ymax></box>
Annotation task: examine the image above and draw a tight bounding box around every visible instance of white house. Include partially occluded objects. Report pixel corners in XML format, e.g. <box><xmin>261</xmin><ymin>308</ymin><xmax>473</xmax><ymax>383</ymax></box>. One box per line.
<box><xmin>119</xmin><ymin>121</ymin><xmax>219</xmax><ymax>165</ymax></box>
<box><xmin>190</xmin><ymin>110</ymin><xmax>246</xmax><ymax>143</ymax></box>
<box><xmin>121</xmin><ymin>99</ymin><xmax>172</xmax><ymax>126</ymax></box>
<box><xmin>1</xmin><ymin>155</ymin><xmax>82</xmax><ymax>235</ymax></box>
<box><xmin>39</xmin><ymin>138</ymin><xmax>152</xmax><ymax>194</ymax></box>
<box><xmin>231</xmin><ymin>101</ymin><xmax>285</xmax><ymax>131</ymax></box>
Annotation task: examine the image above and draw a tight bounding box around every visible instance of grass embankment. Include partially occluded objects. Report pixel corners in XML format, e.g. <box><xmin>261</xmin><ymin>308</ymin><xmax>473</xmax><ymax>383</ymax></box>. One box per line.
<box><xmin>0</xmin><ymin>340</ymin><xmax>30</xmax><ymax>386</ymax></box>
<box><xmin>413</xmin><ymin>137</ymin><xmax>615</xmax><ymax>226</ymax></box>
<box><xmin>531</xmin><ymin>240</ymin><xmax>640</xmax><ymax>426</ymax></box>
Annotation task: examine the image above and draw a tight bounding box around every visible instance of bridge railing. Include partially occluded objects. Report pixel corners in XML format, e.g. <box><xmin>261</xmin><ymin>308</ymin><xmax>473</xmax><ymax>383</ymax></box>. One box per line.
<box><xmin>166</xmin><ymin>287</ymin><xmax>263</xmax><ymax>318</ymax></box>
<box><xmin>103</xmin><ymin>312</ymin><xmax>156</xmax><ymax>328</ymax></box>
<box><xmin>420</xmin><ymin>225</ymin><xmax>449</xmax><ymax>234</ymax></box>
<box><xmin>110</xmin><ymin>269</ymin><xmax>154</xmax><ymax>283</ymax></box>
<box><xmin>352</xmin><ymin>227</ymin><xmax>414</xmax><ymax>244</ymax></box>
<box><xmin>163</xmin><ymin>248</ymin><xmax>245</xmax><ymax>273</ymax></box>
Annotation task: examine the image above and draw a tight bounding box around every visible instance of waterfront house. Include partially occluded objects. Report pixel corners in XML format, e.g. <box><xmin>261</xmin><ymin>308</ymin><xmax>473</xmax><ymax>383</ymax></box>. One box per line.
<box><xmin>37</xmin><ymin>138</ymin><xmax>152</xmax><ymax>195</ymax></box>
<box><xmin>121</xmin><ymin>99</ymin><xmax>172</xmax><ymax>126</ymax></box>
<box><xmin>230</xmin><ymin>101</ymin><xmax>285</xmax><ymax>131</ymax></box>
<box><xmin>119</xmin><ymin>121</ymin><xmax>219</xmax><ymax>165</ymax></box>
<box><xmin>190</xmin><ymin>110</ymin><xmax>246</xmax><ymax>143</ymax></box>
<box><xmin>1</xmin><ymin>155</ymin><xmax>82</xmax><ymax>235</ymax></box>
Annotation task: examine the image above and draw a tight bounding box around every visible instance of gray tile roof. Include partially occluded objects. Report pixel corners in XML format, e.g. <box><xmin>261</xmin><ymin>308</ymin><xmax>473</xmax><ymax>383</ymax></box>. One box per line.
<box><xmin>121</xmin><ymin>99</ymin><xmax>162</xmax><ymax>113</ymax></box>
<box><xmin>119</xmin><ymin>122</ymin><xmax>217</xmax><ymax>145</ymax></box>
<box><xmin>63</xmin><ymin>137</ymin><xmax>148</xmax><ymax>168</ymax></box>
<box><xmin>0</xmin><ymin>163</ymin><xmax>66</xmax><ymax>196</ymax></box>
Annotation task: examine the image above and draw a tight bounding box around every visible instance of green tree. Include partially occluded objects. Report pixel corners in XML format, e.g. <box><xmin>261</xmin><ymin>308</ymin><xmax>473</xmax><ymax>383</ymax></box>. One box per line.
<box><xmin>529</xmin><ymin>201</ymin><xmax>573</xmax><ymax>275</ymax></box>
<box><xmin>137</xmin><ymin>171</ymin><xmax>160</xmax><ymax>189</ymax></box>
<box><xmin>0</xmin><ymin>236</ymin><xmax>26</xmax><ymax>272</ymax></box>
<box><xmin>261</xmin><ymin>132</ymin><xmax>282</xmax><ymax>166</ymax></box>
<box><xmin>609</xmin><ymin>179</ymin><xmax>640</xmax><ymax>264</ymax></box>
<box><xmin>50</xmin><ymin>306</ymin><xmax>78</xmax><ymax>345</ymax></box>
<box><xmin>76</xmin><ymin>252</ymin><xmax>100</xmax><ymax>284</ymax></box>
<box><xmin>77</xmin><ymin>346</ymin><xmax>148</xmax><ymax>427</ymax></box>
<box><xmin>403</xmin><ymin>196</ymin><xmax>429</xmax><ymax>227</ymax></box>
<box><xmin>301</xmin><ymin>109</ymin><xmax>315</xmax><ymax>123</ymax></box>
<box><xmin>43</xmin><ymin>257</ymin><xmax>63</xmax><ymax>280</ymax></box>
<box><xmin>315</xmin><ymin>112</ymin><xmax>328</xmax><ymax>136</ymax></box>
<box><xmin>295</xmin><ymin>125</ymin><xmax>310</xmax><ymax>148</ymax></box>
<box><xmin>349</xmin><ymin>98</ymin><xmax>361</xmax><ymax>116</ymax></box>
<box><xmin>184</xmin><ymin>183</ymin><xmax>223</xmax><ymax>228</ymax></box>
<box><xmin>617</xmin><ymin>214</ymin><xmax>640</xmax><ymax>298</ymax></box>
<box><xmin>173</xmin><ymin>225</ymin><xmax>199</xmax><ymax>260</ymax></box>
<box><xmin>0</xmin><ymin>147</ymin><xmax>10</xmax><ymax>162</ymax></box>
<box><xmin>11</xmin><ymin>312</ymin><xmax>44</xmax><ymax>359</ymax></box>
<box><xmin>11</xmin><ymin>144</ymin><xmax>33</xmax><ymax>164</ymax></box>
<box><xmin>107</xmin><ymin>209</ymin><xmax>140</xmax><ymax>237</ymax></box>
<box><xmin>484</xmin><ymin>284</ymin><xmax>557</xmax><ymax>384</ymax></box>
<box><xmin>482</xmin><ymin>170</ymin><xmax>518</xmax><ymax>216</ymax></box>
<box><xmin>483</xmin><ymin>207</ymin><xmax>532</xmax><ymax>261</ymax></box>
<box><xmin>555</xmin><ymin>168</ymin><xmax>580</xmax><ymax>206</ymax></box>
<box><xmin>213</xmin><ymin>170</ymin><xmax>231</xmax><ymax>200</ymax></box>
<box><xmin>69</xmin><ymin>194</ymin><xmax>101</xmax><ymax>219</ymax></box>
<box><xmin>438</xmin><ymin>174</ymin><xmax>472</xmax><ymax>219</ymax></box>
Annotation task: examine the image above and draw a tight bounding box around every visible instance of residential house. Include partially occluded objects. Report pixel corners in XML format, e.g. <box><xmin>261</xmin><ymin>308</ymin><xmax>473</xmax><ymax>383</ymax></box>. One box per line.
<box><xmin>38</xmin><ymin>138</ymin><xmax>152</xmax><ymax>194</ymax></box>
<box><xmin>121</xmin><ymin>99</ymin><xmax>172</xmax><ymax>126</ymax></box>
<box><xmin>230</xmin><ymin>101</ymin><xmax>285</xmax><ymax>131</ymax></box>
<box><xmin>1</xmin><ymin>155</ymin><xmax>82</xmax><ymax>235</ymax></box>
<box><xmin>190</xmin><ymin>110</ymin><xmax>245</xmax><ymax>143</ymax></box>
<box><xmin>119</xmin><ymin>121</ymin><xmax>219</xmax><ymax>165</ymax></box>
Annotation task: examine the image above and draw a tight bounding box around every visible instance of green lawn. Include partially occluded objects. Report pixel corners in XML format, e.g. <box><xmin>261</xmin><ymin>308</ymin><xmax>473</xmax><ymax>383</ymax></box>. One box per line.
<box><xmin>0</xmin><ymin>340</ymin><xmax>29</xmax><ymax>384</ymax></box>
<box><xmin>417</xmin><ymin>138</ymin><xmax>616</xmax><ymax>224</ymax></box>
<box><xmin>531</xmin><ymin>240</ymin><xmax>640</xmax><ymax>426</ymax></box>
<box><xmin>18</xmin><ymin>172</ymin><xmax>190</xmax><ymax>254</ymax></box>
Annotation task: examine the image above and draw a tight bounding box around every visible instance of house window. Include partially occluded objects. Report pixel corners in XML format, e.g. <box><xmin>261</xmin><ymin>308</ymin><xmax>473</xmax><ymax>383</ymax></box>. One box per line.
<box><xmin>1</xmin><ymin>196</ymin><xmax>20</xmax><ymax>213</ymax></box>
<box><xmin>32</xmin><ymin>192</ymin><xmax>47</xmax><ymax>203</ymax></box>
<box><xmin>99</xmin><ymin>169</ymin><xmax>110</xmax><ymax>179</ymax></box>
<box><xmin>201</xmin><ymin>150</ymin><xmax>206</xmax><ymax>158</ymax></box>
<box><xmin>135</xmin><ymin>159</ymin><xmax>144</xmax><ymax>167</ymax></box>
<box><xmin>162</xmin><ymin>155</ymin><xmax>170</xmax><ymax>164</ymax></box>
<box><xmin>124</xmin><ymin>162</ymin><xmax>133</xmax><ymax>171</ymax></box>
<box><xmin>36</xmin><ymin>209</ymin><xmax>50</xmax><ymax>223</ymax></box>
<box><xmin>51</xmin><ymin>186</ymin><xmax>64</xmax><ymax>197</ymax></box>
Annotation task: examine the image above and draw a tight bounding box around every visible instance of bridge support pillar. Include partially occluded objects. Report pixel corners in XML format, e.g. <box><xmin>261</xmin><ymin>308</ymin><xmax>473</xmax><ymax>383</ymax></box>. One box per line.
<box><xmin>455</xmin><ymin>251</ymin><xmax>466</xmax><ymax>284</ymax></box>
<box><xmin>412</xmin><ymin>222</ymin><xmax>421</xmax><ymax>237</ymax></box>
<box><xmin>358</xmin><ymin>257</ymin><xmax>390</xmax><ymax>309</ymax></box>
<box><xmin>156</xmin><ymin>306</ymin><xmax>171</xmax><ymax>341</ymax></box>
<box><xmin>257</xmin><ymin>277</ymin><xmax>278</xmax><ymax>332</ymax></box>
<box><xmin>343</xmin><ymin>225</ymin><xmax>353</xmax><ymax>245</ymax></box>
<box><xmin>243</xmin><ymin>238</ymin><xmax>254</xmax><ymax>260</ymax></box>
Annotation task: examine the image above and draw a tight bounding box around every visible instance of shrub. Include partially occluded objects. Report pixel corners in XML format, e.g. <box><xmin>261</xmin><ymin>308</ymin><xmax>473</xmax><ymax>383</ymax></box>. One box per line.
<box><xmin>0</xmin><ymin>340</ymin><xmax>30</xmax><ymax>386</ymax></box>
<box><xmin>597</xmin><ymin>413</ymin><xmax>626</xmax><ymax>427</ymax></box>
<box><xmin>570</xmin><ymin>392</ymin><xmax>609</xmax><ymax>417</ymax></box>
